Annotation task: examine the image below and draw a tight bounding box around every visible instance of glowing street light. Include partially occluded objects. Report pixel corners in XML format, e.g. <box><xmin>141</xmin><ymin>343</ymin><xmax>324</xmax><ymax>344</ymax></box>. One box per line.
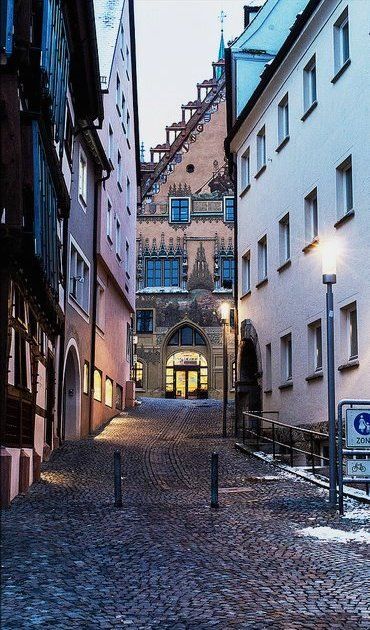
<box><xmin>321</xmin><ymin>238</ymin><xmax>338</xmax><ymax>508</ymax></box>
<box><xmin>220</xmin><ymin>302</ymin><xmax>230</xmax><ymax>438</ymax></box>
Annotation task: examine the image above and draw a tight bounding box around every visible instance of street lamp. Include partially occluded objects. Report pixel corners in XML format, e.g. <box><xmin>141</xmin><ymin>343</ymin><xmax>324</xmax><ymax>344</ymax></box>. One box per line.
<box><xmin>322</xmin><ymin>239</ymin><xmax>338</xmax><ymax>508</ymax></box>
<box><xmin>220</xmin><ymin>302</ymin><xmax>230</xmax><ymax>438</ymax></box>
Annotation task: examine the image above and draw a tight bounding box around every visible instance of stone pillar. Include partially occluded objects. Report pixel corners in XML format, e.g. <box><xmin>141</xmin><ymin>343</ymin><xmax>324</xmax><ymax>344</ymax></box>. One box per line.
<box><xmin>33</xmin><ymin>449</ymin><xmax>41</xmax><ymax>482</ymax></box>
<box><xmin>0</xmin><ymin>447</ymin><xmax>12</xmax><ymax>508</ymax></box>
<box><xmin>19</xmin><ymin>449</ymin><xmax>30</xmax><ymax>494</ymax></box>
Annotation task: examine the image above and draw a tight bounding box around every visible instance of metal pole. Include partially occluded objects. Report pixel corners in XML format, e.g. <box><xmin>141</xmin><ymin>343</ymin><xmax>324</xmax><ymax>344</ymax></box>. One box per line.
<box><xmin>337</xmin><ymin>403</ymin><xmax>344</xmax><ymax>515</ymax></box>
<box><xmin>326</xmin><ymin>282</ymin><xmax>337</xmax><ymax>508</ymax></box>
<box><xmin>222</xmin><ymin>320</ymin><xmax>228</xmax><ymax>438</ymax></box>
<box><xmin>211</xmin><ymin>452</ymin><xmax>219</xmax><ymax>509</ymax></box>
<box><xmin>114</xmin><ymin>450</ymin><xmax>123</xmax><ymax>508</ymax></box>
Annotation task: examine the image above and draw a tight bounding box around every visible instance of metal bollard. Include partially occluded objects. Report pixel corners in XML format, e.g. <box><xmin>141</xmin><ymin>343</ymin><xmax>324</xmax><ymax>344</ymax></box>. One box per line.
<box><xmin>211</xmin><ymin>452</ymin><xmax>219</xmax><ymax>509</ymax></box>
<box><xmin>114</xmin><ymin>450</ymin><xmax>123</xmax><ymax>508</ymax></box>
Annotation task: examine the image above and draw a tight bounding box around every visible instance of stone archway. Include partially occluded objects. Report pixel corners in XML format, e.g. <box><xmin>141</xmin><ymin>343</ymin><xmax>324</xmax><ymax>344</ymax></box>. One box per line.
<box><xmin>236</xmin><ymin>320</ymin><xmax>262</xmax><ymax>434</ymax></box>
<box><xmin>62</xmin><ymin>342</ymin><xmax>81</xmax><ymax>440</ymax></box>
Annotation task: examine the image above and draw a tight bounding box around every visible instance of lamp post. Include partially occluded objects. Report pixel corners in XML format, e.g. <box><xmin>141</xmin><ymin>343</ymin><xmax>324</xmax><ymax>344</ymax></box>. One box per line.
<box><xmin>220</xmin><ymin>302</ymin><xmax>230</xmax><ymax>438</ymax></box>
<box><xmin>322</xmin><ymin>240</ymin><xmax>337</xmax><ymax>508</ymax></box>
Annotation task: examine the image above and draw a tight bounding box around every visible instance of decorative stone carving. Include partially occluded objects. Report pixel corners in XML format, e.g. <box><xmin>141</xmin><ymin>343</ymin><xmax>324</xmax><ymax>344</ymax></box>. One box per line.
<box><xmin>187</xmin><ymin>244</ymin><xmax>213</xmax><ymax>290</ymax></box>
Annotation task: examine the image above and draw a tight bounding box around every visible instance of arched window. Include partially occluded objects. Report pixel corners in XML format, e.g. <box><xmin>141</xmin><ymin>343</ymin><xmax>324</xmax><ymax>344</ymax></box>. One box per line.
<box><xmin>93</xmin><ymin>369</ymin><xmax>102</xmax><ymax>401</ymax></box>
<box><xmin>105</xmin><ymin>377</ymin><xmax>113</xmax><ymax>407</ymax></box>
<box><xmin>168</xmin><ymin>325</ymin><xmax>206</xmax><ymax>347</ymax></box>
<box><xmin>134</xmin><ymin>361</ymin><xmax>144</xmax><ymax>389</ymax></box>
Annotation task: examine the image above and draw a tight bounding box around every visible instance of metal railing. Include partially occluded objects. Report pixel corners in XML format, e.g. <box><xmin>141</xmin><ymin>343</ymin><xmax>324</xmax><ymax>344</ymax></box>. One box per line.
<box><xmin>242</xmin><ymin>411</ymin><xmax>330</xmax><ymax>474</ymax></box>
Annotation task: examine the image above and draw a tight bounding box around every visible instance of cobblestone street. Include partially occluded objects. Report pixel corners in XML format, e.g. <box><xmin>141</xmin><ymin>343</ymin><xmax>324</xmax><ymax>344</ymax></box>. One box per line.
<box><xmin>1</xmin><ymin>399</ymin><xmax>370</xmax><ymax>629</ymax></box>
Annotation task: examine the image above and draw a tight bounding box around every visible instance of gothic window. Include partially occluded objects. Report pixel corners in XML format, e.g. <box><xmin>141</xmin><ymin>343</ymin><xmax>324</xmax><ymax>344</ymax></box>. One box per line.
<box><xmin>221</xmin><ymin>257</ymin><xmax>235</xmax><ymax>288</ymax></box>
<box><xmin>170</xmin><ymin>198</ymin><xmax>190</xmax><ymax>223</ymax></box>
<box><xmin>136</xmin><ymin>309</ymin><xmax>153</xmax><ymax>334</ymax></box>
<box><xmin>145</xmin><ymin>258</ymin><xmax>180</xmax><ymax>288</ymax></box>
<box><xmin>168</xmin><ymin>326</ymin><xmax>206</xmax><ymax>347</ymax></box>
<box><xmin>224</xmin><ymin>196</ymin><xmax>235</xmax><ymax>222</ymax></box>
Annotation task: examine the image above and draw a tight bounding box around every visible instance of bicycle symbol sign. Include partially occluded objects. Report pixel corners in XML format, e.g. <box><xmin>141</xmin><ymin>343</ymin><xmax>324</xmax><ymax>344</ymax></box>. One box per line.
<box><xmin>346</xmin><ymin>459</ymin><xmax>370</xmax><ymax>478</ymax></box>
<box><xmin>346</xmin><ymin>409</ymin><xmax>370</xmax><ymax>448</ymax></box>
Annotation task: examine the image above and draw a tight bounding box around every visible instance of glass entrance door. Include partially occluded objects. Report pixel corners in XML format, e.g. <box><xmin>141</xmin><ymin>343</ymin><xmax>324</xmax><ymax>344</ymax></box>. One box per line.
<box><xmin>175</xmin><ymin>370</ymin><xmax>186</xmax><ymax>398</ymax></box>
<box><xmin>187</xmin><ymin>370</ymin><xmax>199</xmax><ymax>398</ymax></box>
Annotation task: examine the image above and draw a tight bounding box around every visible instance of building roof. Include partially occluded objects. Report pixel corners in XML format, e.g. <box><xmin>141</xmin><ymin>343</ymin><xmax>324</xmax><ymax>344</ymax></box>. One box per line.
<box><xmin>225</xmin><ymin>0</ymin><xmax>320</xmax><ymax>152</ymax></box>
<box><xmin>93</xmin><ymin>0</ymin><xmax>123</xmax><ymax>84</ymax></box>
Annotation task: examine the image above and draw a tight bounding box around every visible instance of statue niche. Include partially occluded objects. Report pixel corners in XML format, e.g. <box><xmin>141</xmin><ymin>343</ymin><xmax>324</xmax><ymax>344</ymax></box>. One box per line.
<box><xmin>187</xmin><ymin>243</ymin><xmax>213</xmax><ymax>291</ymax></box>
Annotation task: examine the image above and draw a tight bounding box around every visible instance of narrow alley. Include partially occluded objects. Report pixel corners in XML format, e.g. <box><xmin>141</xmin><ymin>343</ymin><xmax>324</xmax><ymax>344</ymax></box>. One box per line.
<box><xmin>1</xmin><ymin>399</ymin><xmax>369</xmax><ymax>629</ymax></box>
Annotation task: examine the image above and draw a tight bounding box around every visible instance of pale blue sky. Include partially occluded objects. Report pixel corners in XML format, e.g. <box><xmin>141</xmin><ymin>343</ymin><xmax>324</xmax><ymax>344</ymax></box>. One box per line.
<box><xmin>135</xmin><ymin>0</ymin><xmax>259</xmax><ymax>157</ymax></box>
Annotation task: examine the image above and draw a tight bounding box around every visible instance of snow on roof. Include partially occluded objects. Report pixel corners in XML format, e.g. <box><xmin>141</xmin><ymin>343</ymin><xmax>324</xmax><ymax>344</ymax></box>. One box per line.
<box><xmin>94</xmin><ymin>0</ymin><xmax>123</xmax><ymax>85</ymax></box>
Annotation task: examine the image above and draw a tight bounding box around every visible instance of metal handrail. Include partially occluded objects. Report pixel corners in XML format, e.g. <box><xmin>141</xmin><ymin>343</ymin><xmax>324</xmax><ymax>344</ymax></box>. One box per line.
<box><xmin>243</xmin><ymin>411</ymin><xmax>329</xmax><ymax>439</ymax></box>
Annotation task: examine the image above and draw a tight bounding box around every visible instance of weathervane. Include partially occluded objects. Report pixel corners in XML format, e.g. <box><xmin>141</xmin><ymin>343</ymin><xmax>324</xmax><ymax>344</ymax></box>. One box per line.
<box><xmin>218</xmin><ymin>9</ymin><xmax>227</xmax><ymax>31</ymax></box>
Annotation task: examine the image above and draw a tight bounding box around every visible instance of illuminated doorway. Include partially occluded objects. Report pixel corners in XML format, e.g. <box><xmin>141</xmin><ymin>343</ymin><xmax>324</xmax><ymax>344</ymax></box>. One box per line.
<box><xmin>166</xmin><ymin>352</ymin><xmax>208</xmax><ymax>399</ymax></box>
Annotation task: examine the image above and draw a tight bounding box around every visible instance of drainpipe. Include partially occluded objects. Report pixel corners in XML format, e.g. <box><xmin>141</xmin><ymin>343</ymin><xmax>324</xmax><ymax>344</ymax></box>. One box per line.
<box><xmin>89</xmin><ymin>169</ymin><xmax>110</xmax><ymax>434</ymax></box>
<box><xmin>233</xmin><ymin>156</ymin><xmax>239</xmax><ymax>437</ymax></box>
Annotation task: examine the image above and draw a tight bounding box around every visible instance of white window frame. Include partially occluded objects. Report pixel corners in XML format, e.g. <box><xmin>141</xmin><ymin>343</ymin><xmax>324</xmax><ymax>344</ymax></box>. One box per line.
<box><xmin>78</xmin><ymin>148</ymin><xmax>87</xmax><ymax>207</ymax></box>
<box><xmin>116</xmin><ymin>218</ymin><xmax>122</xmax><ymax>261</ymax></box>
<box><xmin>279</xmin><ymin>213</ymin><xmax>290</xmax><ymax>265</ymax></box>
<box><xmin>96</xmin><ymin>276</ymin><xmax>106</xmax><ymax>332</ymax></box>
<box><xmin>117</xmin><ymin>150</ymin><xmax>122</xmax><ymax>190</ymax></box>
<box><xmin>240</xmin><ymin>147</ymin><xmax>250</xmax><ymax>192</ymax></box>
<box><xmin>108</xmin><ymin>124</ymin><xmax>113</xmax><ymax>161</ymax></box>
<box><xmin>256</xmin><ymin>126</ymin><xmax>266</xmax><ymax>173</ymax></box>
<box><xmin>308</xmin><ymin>320</ymin><xmax>323</xmax><ymax>374</ymax></box>
<box><xmin>265</xmin><ymin>343</ymin><xmax>272</xmax><ymax>391</ymax></box>
<box><xmin>68</xmin><ymin>236</ymin><xmax>90</xmax><ymax>321</ymax></box>
<box><xmin>242</xmin><ymin>250</ymin><xmax>251</xmax><ymax>294</ymax></box>
<box><xmin>336</xmin><ymin>155</ymin><xmax>353</xmax><ymax>218</ymax></box>
<box><xmin>334</xmin><ymin>7</ymin><xmax>350</xmax><ymax>75</ymax></box>
<box><xmin>116</xmin><ymin>73</ymin><xmax>121</xmax><ymax>114</ymax></box>
<box><xmin>304</xmin><ymin>188</ymin><xmax>318</xmax><ymax>244</ymax></box>
<box><xmin>106</xmin><ymin>198</ymin><xmax>113</xmax><ymax>243</ymax></box>
<box><xmin>258</xmin><ymin>235</ymin><xmax>268</xmax><ymax>282</ymax></box>
<box><xmin>281</xmin><ymin>333</ymin><xmax>293</xmax><ymax>383</ymax></box>
<box><xmin>303</xmin><ymin>55</ymin><xmax>317</xmax><ymax>113</ymax></box>
<box><xmin>126</xmin><ymin>177</ymin><xmax>131</xmax><ymax>211</ymax></box>
<box><xmin>341</xmin><ymin>302</ymin><xmax>358</xmax><ymax>361</ymax></box>
<box><xmin>277</xmin><ymin>94</ymin><xmax>289</xmax><ymax>145</ymax></box>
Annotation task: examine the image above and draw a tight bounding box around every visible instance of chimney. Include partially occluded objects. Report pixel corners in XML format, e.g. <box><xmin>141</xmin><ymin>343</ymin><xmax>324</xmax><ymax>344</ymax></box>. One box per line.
<box><xmin>244</xmin><ymin>5</ymin><xmax>260</xmax><ymax>28</ymax></box>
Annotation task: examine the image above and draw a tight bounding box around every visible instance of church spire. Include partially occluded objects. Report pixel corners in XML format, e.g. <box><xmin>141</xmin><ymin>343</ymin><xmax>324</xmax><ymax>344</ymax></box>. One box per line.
<box><xmin>216</xmin><ymin>10</ymin><xmax>226</xmax><ymax>79</ymax></box>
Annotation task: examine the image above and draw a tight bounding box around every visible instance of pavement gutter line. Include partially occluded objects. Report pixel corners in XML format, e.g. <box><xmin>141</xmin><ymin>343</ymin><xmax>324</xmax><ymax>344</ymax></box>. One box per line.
<box><xmin>235</xmin><ymin>442</ymin><xmax>370</xmax><ymax>506</ymax></box>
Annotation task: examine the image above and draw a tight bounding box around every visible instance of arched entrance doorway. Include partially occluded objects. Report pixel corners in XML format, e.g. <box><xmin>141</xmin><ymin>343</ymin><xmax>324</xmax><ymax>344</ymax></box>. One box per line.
<box><xmin>237</xmin><ymin>320</ymin><xmax>262</xmax><ymax>431</ymax></box>
<box><xmin>63</xmin><ymin>343</ymin><xmax>81</xmax><ymax>440</ymax></box>
<box><xmin>166</xmin><ymin>352</ymin><xmax>208</xmax><ymax>399</ymax></box>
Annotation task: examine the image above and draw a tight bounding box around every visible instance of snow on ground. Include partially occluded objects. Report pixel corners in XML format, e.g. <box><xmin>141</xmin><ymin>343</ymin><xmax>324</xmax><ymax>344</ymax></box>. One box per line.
<box><xmin>298</xmin><ymin>526</ymin><xmax>370</xmax><ymax>544</ymax></box>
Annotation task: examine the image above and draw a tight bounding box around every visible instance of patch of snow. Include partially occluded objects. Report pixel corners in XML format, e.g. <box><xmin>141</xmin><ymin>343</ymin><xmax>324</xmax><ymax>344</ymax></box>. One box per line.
<box><xmin>343</xmin><ymin>506</ymin><xmax>370</xmax><ymax>522</ymax></box>
<box><xmin>298</xmin><ymin>526</ymin><xmax>370</xmax><ymax>544</ymax></box>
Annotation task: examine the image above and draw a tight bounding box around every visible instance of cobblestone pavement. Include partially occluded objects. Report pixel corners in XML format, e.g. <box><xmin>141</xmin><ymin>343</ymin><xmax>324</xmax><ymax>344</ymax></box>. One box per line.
<box><xmin>1</xmin><ymin>399</ymin><xmax>370</xmax><ymax>629</ymax></box>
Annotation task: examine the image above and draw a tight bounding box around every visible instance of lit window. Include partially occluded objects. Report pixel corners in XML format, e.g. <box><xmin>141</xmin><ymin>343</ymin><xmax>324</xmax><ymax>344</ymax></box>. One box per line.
<box><xmin>241</xmin><ymin>148</ymin><xmax>250</xmax><ymax>191</ymax></box>
<box><xmin>279</xmin><ymin>213</ymin><xmax>290</xmax><ymax>265</ymax></box>
<box><xmin>336</xmin><ymin>155</ymin><xmax>353</xmax><ymax>218</ymax></box>
<box><xmin>242</xmin><ymin>251</ymin><xmax>251</xmax><ymax>294</ymax></box>
<box><xmin>304</xmin><ymin>189</ymin><xmax>318</xmax><ymax>244</ymax></box>
<box><xmin>281</xmin><ymin>333</ymin><xmax>292</xmax><ymax>382</ymax></box>
<box><xmin>83</xmin><ymin>361</ymin><xmax>89</xmax><ymax>395</ymax></box>
<box><xmin>334</xmin><ymin>8</ymin><xmax>350</xmax><ymax>75</ymax></box>
<box><xmin>258</xmin><ymin>235</ymin><xmax>268</xmax><ymax>282</ymax></box>
<box><xmin>278</xmin><ymin>94</ymin><xmax>289</xmax><ymax>145</ymax></box>
<box><xmin>303</xmin><ymin>55</ymin><xmax>317</xmax><ymax>113</ymax></box>
<box><xmin>93</xmin><ymin>369</ymin><xmax>102</xmax><ymax>401</ymax></box>
<box><xmin>224</xmin><ymin>197</ymin><xmax>235</xmax><ymax>222</ymax></box>
<box><xmin>69</xmin><ymin>241</ymin><xmax>90</xmax><ymax>314</ymax></box>
<box><xmin>170</xmin><ymin>198</ymin><xmax>189</xmax><ymax>223</ymax></box>
<box><xmin>257</xmin><ymin>126</ymin><xmax>266</xmax><ymax>172</ymax></box>
<box><xmin>136</xmin><ymin>309</ymin><xmax>153</xmax><ymax>334</ymax></box>
<box><xmin>78</xmin><ymin>150</ymin><xmax>87</xmax><ymax>204</ymax></box>
<box><xmin>105</xmin><ymin>377</ymin><xmax>113</xmax><ymax>407</ymax></box>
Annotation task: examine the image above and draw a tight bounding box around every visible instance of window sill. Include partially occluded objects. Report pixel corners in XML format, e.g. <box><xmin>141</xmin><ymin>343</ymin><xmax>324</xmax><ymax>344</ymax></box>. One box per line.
<box><xmin>331</xmin><ymin>58</ymin><xmax>351</xmax><ymax>84</ymax></box>
<box><xmin>239</xmin><ymin>183</ymin><xmax>251</xmax><ymax>198</ymax></box>
<box><xmin>256</xmin><ymin>277</ymin><xmax>268</xmax><ymax>289</ymax></box>
<box><xmin>334</xmin><ymin>209</ymin><xmax>355</xmax><ymax>229</ymax></box>
<box><xmin>240</xmin><ymin>289</ymin><xmax>251</xmax><ymax>300</ymax></box>
<box><xmin>277</xmin><ymin>259</ymin><xmax>291</xmax><ymax>273</ymax></box>
<box><xmin>301</xmin><ymin>100</ymin><xmax>318</xmax><ymax>122</ymax></box>
<box><xmin>264</xmin><ymin>388</ymin><xmax>272</xmax><ymax>394</ymax></box>
<box><xmin>338</xmin><ymin>359</ymin><xmax>359</xmax><ymax>372</ymax></box>
<box><xmin>279</xmin><ymin>381</ymin><xmax>293</xmax><ymax>390</ymax></box>
<box><xmin>275</xmin><ymin>135</ymin><xmax>290</xmax><ymax>153</ymax></box>
<box><xmin>254</xmin><ymin>164</ymin><xmax>266</xmax><ymax>179</ymax></box>
<box><xmin>306</xmin><ymin>370</ymin><xmax>323</xmax><ymax>382</ymax></box>
<box><xmin>302</xmin><ymin>237</ymin><xmax>319</xmax><ymax>253</ymax></box>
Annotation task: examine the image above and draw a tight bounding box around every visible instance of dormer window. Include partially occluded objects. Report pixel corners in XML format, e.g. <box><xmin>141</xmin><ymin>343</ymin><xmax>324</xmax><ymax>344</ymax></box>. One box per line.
<box><xmin>170</xmin><ymin>197</ymin><xmax>190</xmax><ymax>223</ymax></box>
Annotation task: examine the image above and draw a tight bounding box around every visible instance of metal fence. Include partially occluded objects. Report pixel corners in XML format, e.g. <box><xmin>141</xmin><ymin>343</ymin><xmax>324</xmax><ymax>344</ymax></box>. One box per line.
<box><xmin>242</xmin><ymin>411</ymin><xmax>330</xmax><ymax>474</ymax></box>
